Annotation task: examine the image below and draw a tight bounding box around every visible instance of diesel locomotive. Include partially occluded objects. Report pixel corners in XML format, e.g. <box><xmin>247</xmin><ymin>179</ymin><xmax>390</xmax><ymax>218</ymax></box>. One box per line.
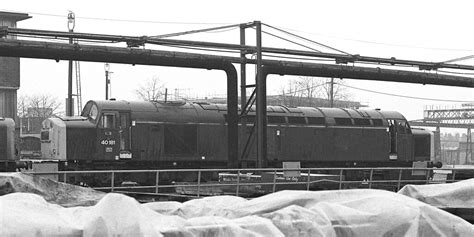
<box><xmin>40</xmin><ymin>100</ymin><xmax>437</xmax><ymax>175</ymax></box>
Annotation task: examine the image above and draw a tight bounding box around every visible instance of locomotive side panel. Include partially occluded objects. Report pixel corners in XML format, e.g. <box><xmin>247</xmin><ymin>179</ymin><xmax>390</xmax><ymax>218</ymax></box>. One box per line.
<box><xmin>67</xmin><ymin>127</ymin><xmax>96</xmax><ymax>160</ymax></box>
<box><xmin>309</xmin><ymin>127</ymin><xmax>333</xmax><ymax>163</ymax></box>
<box><xmin>238</xmin><ymin>125</ymin><xmax>257</xmax><ymax>166</ymax></box>
<box><xmin>197</xmin><ymin>124</ymin><xmax>227</xmax><ymax>162</ymax></box>
<box><xmin>332</xmin><ymin>127</ymin><xmax>359</xmax><ymax>161</ymax></box>
<box><xmin>280</xmin><ymin>126</ymin><xmax>331</xmax><ymax>162</ymax></box>
<box><xmin>162</xmin><ymin>124</ymin><xmax>198</xmax><ymax>160</ymax></box>
<box><xmin>267</xmin><ymin>126</ymin><xmax>282</xmax><ymax>162</ymax></box>
<box><xmin>131</xmin><ymin>123</ymin><xmax>163</xmax><ymax>160</ymax></box>
<box><xmin>360</xmin><ymin>128</ymin><xmax>389</xmax><ymax>162</ymax></box>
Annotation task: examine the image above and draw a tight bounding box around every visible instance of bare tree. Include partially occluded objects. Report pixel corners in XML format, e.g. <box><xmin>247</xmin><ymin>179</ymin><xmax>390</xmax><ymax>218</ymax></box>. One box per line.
<box><xmin>135</xmin><ymin>76</ymin><xmax>166</xmax><ymax>101</ymax></box>
<box><xmin>24</xmin><ymin>94</ymin><xmax>62</xmax><ymax>118</ymax></box>
<box><xmin>278</xmin><ymin>76</ymin><xmax>351</xmax><ymax>107</ymax></box>
<box><xmin>17</xmin><ymin>95</ymin><xmax>28</xmax><ymax>118</ymax></box>
<box><xmin>320</xmin><ymin>78</ymin><xmax>350</xmax><ymax>107</ymax></box>
<box><xmin>279</xmin><ymin>78</ymin><xmax>299</xmax><ymax>107</ymax></box>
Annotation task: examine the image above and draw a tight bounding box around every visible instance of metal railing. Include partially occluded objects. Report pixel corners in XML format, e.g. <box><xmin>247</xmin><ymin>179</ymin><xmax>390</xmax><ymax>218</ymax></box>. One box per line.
<box><xmin>25</xmin><ymin>167</ymin><xmax>473</xmax><ymax>199</ymax></box>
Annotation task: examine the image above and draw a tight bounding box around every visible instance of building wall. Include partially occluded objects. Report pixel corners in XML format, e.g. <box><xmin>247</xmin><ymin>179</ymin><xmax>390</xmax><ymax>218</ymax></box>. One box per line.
<box><xmin>0</xmin><ymin>12</ymin><xmax>30</xmax><ymax>119</ymax></box>
<box><xmin>0</xmin><ymin>90</ymin><xmax>17</xmax><ymax>119</ymax></box>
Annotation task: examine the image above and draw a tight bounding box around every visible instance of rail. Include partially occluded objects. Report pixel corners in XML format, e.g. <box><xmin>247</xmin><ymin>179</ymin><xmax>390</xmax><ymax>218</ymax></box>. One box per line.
<box><xmin>25</xmin><ymin>167</ymin><xmax>473</xmax><ymax>199</ymax></box>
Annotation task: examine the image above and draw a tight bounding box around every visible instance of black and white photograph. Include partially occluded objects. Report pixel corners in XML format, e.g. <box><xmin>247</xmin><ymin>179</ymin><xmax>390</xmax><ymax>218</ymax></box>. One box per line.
<box><xmin>0</xmin><ymin>0</ymin><xmax>473</xmax><ymax>236</ymax></box>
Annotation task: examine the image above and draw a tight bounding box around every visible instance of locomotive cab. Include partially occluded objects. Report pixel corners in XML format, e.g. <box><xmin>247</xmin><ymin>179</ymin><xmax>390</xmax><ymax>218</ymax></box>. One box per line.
<box><xmin>81</xmin><ymin>101</ymin><xmax>132</xmax><ymax>160</ymax></box>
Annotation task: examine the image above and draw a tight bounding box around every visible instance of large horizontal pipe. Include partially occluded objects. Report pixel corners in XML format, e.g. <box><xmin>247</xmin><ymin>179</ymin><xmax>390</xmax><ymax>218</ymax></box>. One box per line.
<box><xmin>3</xmin><ymin>27</ymin><xmax>474</xmax><ymax>71</ymax></box>
<box><xmin>262</xmin><ymin>61</ymin><xmax>474</xmax><ymax>88</ymax></box>
<box><xmin>259</xmin><ymin>63</ymin><xmax>473</xmax><ymax>166</ymax></box>
<box><xmin>0</xmin><ymin>39</ymin><xmax>239</xmax><ymax>168</ymax></box>
<box><xmin>0</xmin><ymin>38</ymin><xmax>472</xmax><ymax>88</ymax></box>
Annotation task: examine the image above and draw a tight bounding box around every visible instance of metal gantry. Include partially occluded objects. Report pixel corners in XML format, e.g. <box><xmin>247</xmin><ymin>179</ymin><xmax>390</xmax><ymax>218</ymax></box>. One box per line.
<box><xmin>410</xmin><ymin>104</ymin><xmax>473</xmax><ymax>164</ymax></box>
<box><xmin>0</xmin><ymin>22</ymin><xmax>473</xmax><ymax>168</ymax></box>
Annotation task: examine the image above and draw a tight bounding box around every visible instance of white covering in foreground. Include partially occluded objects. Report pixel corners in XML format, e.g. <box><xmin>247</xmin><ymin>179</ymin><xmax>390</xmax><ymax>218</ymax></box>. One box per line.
<box><xmin>1</xmin><ymin>189</ymin><xmax>473</xmax><ymax>236</ymax></box>
<box><xmin>398</xmin><ymin>178</ymin><xmax>474</xmax><ymax>208</ymax></box>
<box><xmin>0</xmin><ymin>172</ymin><xmax>105</xmax><ymax>207</ymax></box>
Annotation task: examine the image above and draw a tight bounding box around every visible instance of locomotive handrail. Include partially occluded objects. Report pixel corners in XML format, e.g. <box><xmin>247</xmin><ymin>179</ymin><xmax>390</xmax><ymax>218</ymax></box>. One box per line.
<box><xmin>24</xmin><ymin>166</ymin><xmax>473</xmax><ymax>200</ymax></box>
<box><xmin>22</xmin><ymin>166</ymin><xmax>473</xmax><ymax>175</ymax></box>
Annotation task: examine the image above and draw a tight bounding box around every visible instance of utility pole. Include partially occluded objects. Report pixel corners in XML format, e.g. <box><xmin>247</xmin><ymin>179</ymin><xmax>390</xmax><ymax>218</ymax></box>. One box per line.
<box><xmin>329</xmin><ymin>78</ymin><xmax>334</xmax><ymax>107</ymax></box>
<box><xmin>66</xmin><ymin>11</ymin><xmax>75</xmax><ymax>116</ymax></box>
<box><xmin>255</xmin><ymin>21</ymin><xmax>266</xmax><ymax>168</ymax></box>
<box><xmin>104</xmin><ymin>63</ymin><xmax>111</xmax><ymax>100</ymax></box>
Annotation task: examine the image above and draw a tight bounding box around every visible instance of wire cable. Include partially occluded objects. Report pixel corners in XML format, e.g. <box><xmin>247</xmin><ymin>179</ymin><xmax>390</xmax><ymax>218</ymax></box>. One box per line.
<box><xmin>0</xmin><ymin>9</ymin><xmax>233</xmax><ymax>25</ymax></box>
<box><xmin>263</xmin><ymin>23</ymin><xmax>350</xmax><ymax>55</ymax></box>
<box><xmin>338</xmin><ymin>83</ymin><xmax>474</xmax><ymax>103</ymax></box>
<box><xmin>270</xmin><ymin>24</ymin><xmax>474</xmax><ymax>52</ymax></box>
<box><xmin>441</xmin><ymin>55</ymin><xmax>474</xmax><ymax>63</ymax></box>
<box><xmin>151</xmin><ymin>23</ymin><xmax>243</xmax><ymax>39</ymax></box>
<box><xmin>255</xmin><ymin>27</ymin><xmax>321</xmax><ymax>52</ymax></box>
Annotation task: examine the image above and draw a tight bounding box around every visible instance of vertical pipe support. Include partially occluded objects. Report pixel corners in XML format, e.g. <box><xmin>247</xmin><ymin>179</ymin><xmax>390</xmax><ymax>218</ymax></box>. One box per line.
<box><xmin>255</xmin><ymin>21</ymin><xmax>267</xmax><ymax>168</ymax></box>
<box><xmin>224</xmin><ymin>63</ymin><xmax>239</xmax><ymax>168</ymax></box>
<box><xmin>240</xmin><ymin>24</ymin><xmax>247</xmax><ymax>156</ymax></box>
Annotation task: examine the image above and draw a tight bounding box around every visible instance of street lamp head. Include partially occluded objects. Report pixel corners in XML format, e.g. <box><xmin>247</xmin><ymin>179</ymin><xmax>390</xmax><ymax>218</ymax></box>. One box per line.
<box><xmin>104</xmin><ymin>63</ymin><xmax>110</xmax><ymax>72</ymax></box>
<box><xmin>67</xmin><ymin>11</ymin><xmax>75</xmax><ymax>31</ymax></box>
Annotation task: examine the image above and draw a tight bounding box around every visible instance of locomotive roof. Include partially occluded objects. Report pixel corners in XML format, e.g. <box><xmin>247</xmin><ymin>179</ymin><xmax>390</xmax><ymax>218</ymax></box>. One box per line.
<box><xmin>86</xmin><ymin>100</ymin><xmax>407</xmax><ymax>121</ymax></box>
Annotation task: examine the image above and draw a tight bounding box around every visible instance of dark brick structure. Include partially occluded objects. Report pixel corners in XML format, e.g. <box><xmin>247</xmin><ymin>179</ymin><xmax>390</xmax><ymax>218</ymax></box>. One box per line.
<box><xmin>0</xmin><ymin>11</ymin><xmax>30</xmax><ymax>119</ymax></box>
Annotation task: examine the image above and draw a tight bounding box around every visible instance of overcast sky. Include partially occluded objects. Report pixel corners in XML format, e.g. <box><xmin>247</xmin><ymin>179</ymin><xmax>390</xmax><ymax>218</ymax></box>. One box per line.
<box><xmin>2</xmin><ymin>0</ymin><xmax>473</xmax><ymax>125</ymax></box>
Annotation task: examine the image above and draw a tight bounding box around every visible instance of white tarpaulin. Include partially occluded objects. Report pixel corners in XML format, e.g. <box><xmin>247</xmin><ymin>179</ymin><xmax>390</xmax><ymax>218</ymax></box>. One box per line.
<box><xmin>0</xmin><ymin>172</ymin><xmax>105</xmax><ymax>207</ymax></box>
<box><xmin>1</xmin><ymin>188</ymin><xmax>473</xmax><ymax>236</ymax></box>
<box><xmin>398</xmin><ymin>178</ymin><xmax>474</xmax><ymax>208</ymax></box>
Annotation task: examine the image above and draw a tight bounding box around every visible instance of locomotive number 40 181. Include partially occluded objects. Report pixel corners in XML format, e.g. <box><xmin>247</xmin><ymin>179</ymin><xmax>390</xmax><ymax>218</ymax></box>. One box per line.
<box><xmin>100</xmin><ymin>139</ymin><xmax>116</xmax><ymax>146</ymax></box>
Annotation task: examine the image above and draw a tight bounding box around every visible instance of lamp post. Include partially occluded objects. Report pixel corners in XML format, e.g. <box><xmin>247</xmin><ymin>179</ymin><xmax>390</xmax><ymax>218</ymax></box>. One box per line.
<box><xmin>104</xmin><ymin>63</ymin><xmax>110</xmax><ymax>100</ymax></box>
<box><xmin>66</xmin><ymin>11</ymin><xmax>75</xmax><ymax>116</ymax></box>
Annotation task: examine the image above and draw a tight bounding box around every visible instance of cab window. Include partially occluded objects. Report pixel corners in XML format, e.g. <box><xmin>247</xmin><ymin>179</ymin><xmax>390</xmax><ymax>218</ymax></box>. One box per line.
<box><xmin>397</xmin><ymin>120</ymin><xmax>412</xmax><ymax>134</ymax></box>
<box><xmin>89</xmin><ymin>104</ymin><xmax>99</xmax><ymax>121</ymax></box>
<box><xmin>100</xmin><ymin>113</ymin><xmax>116</xmax><ymax>129</ymax></box>
<box><xmin>82</xmin><ymin>103</ymin><xmax>99</xmax><ymax>121</ymax></box>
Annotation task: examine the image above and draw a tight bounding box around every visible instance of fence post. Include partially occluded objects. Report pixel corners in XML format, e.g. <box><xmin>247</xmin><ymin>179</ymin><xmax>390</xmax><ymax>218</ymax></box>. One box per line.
<box><xmin>63</xmin><ymin>172</ymin><xmax>67</xmax><ymax>184</ymax></box>
<box><xmin>368</xmin><ymin>169</ymin><xmax>374</xmax><ymax>189</ymax></box>
<box><xmin>451</xmin><ymin>169</ymin><xmax>456</xmax><ymax>182</ymax></box>
<box><xmin>155</xmin><ymin>171</ymin><xmax>160</xmax><ymax>194</ymax></box>
<box><xmin>338</xmin><ymin>169</ymin><xmax>343</xmax><ymax>190</ymax></box>
<box><xmin>236</xmin><ymin>170</ymin><xmax>241</xmax><ymax>197</ymax></box>
<box><xmin>425</xmin><ymin>168</ymin><xmax>430</xmax><ymax>184</ymax></box>
<box><xmin>111</xmin><ymin>171</ymin><xmax>115</xmax><ymax>192</ymax></box>
<box><xmin>197</xmin><ymin>170</ymin><xmax>201</xmax><ymax>198</ymax></box>
<box><xmin>396</xmin><ymin>169</ymin><xmax>403</xmax><ymax>191</ymax></box>
<box><xmin>306</xmin><ymin>169</ymin><xmax>311</xmax><ymax>191</ymax></box>
<box><xmin>272</xmin><ymin>170</ymin><xmax>277</xmax><ymax>193</ymax></box>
